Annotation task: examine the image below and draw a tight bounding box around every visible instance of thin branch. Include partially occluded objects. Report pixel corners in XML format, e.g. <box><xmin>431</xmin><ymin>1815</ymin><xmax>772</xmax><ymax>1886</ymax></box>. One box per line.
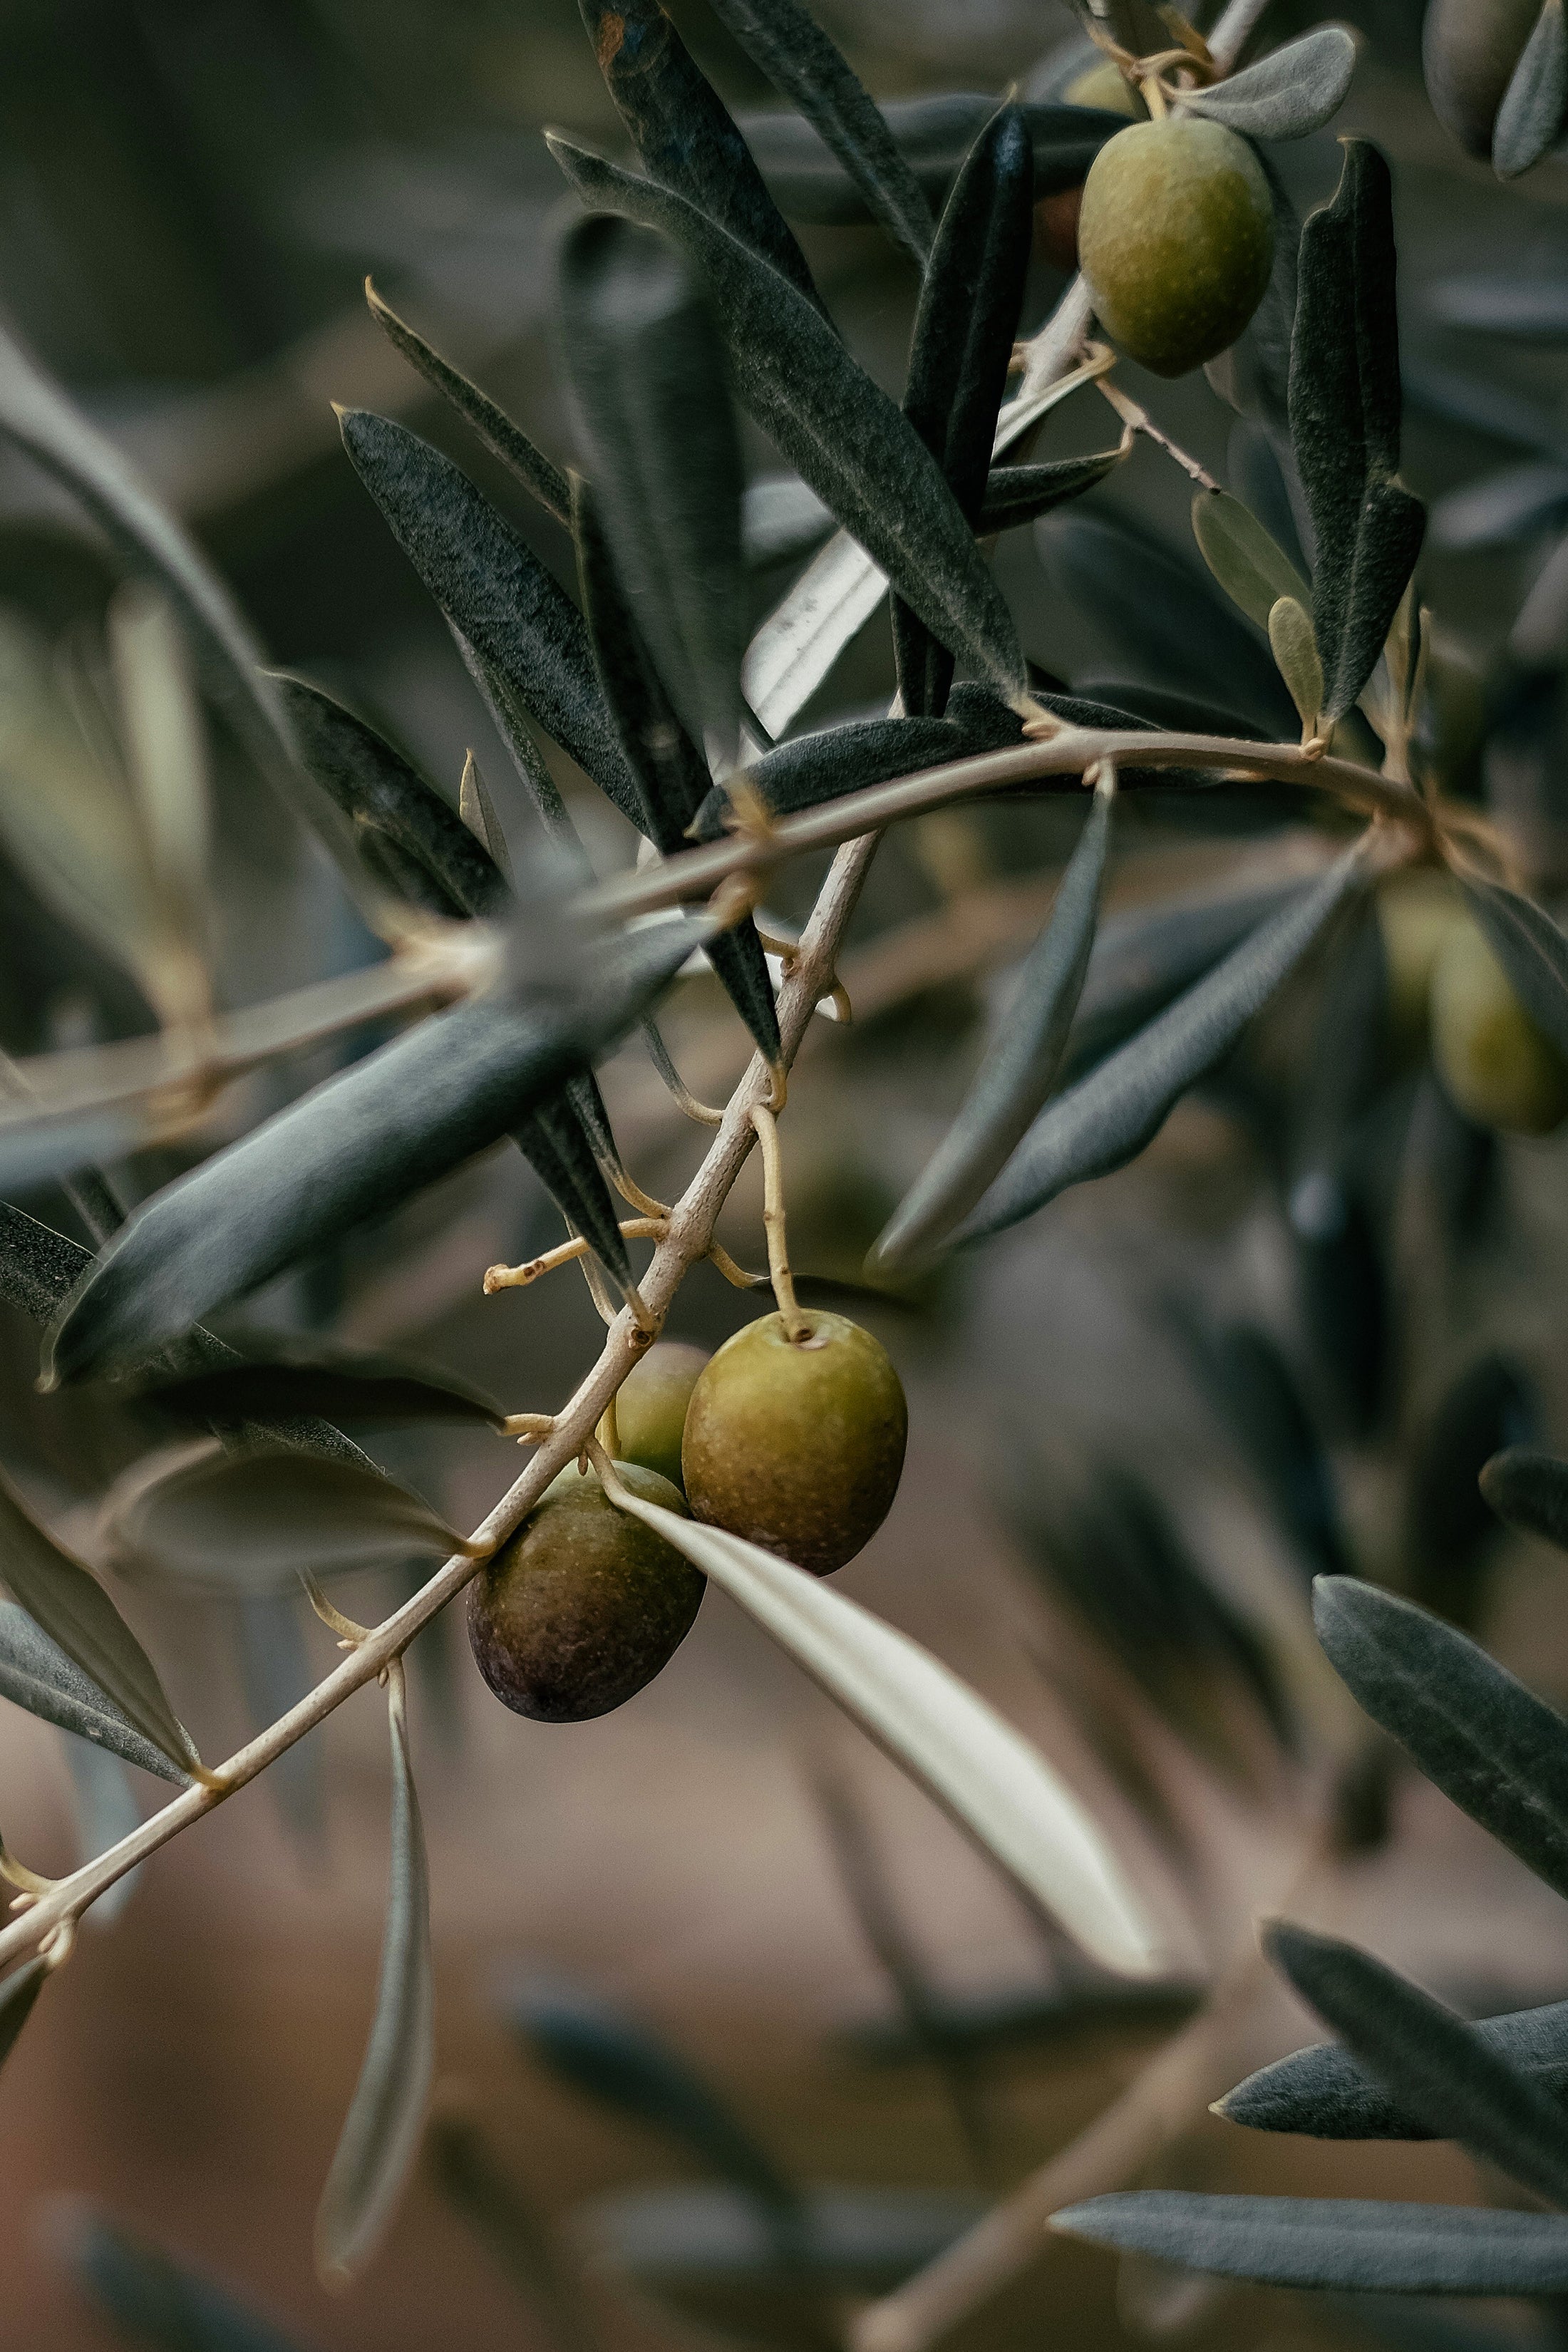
<box><xmin>0</xmin><ymin>835</ymin><xmax>882</xmax><ymax>1974</ymax></box>
<box><xmin>1207</xmin><ymin>0</ymin><xmax>1274</xmax><ymax>71</ymax></box>
<box><xmin>1096</xmin><ymin>376</ymin><xmax>1223</xmax><ymax>493</ymax></box>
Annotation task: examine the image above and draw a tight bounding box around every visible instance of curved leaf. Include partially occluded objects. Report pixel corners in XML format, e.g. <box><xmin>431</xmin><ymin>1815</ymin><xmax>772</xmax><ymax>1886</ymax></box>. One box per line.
<box><xmin>1269</xmin><ymin>597</ymin><xmax>1324</xmax><ymax>728</ymax></box>
<box><xmin>958</xmin><ymin>842</ymin><xmax>1371</xmax><ymax>1243</ymax></box>
<box><xmin>1192</xmin><ymin>490</ymin><xmax>1311</xmax><ymax>633</ymax></box>
<box><xmin>875</xmin><ymin>775</ymin><xmax>1113</xmax><ymax>1267</ymax></box>
<box><xmin>133</xmin><ymin>1348</ymin><xmax>508</xmax><ymax>1436</ymax></box>
<box><xmin>547</xmin><ymin>135</ymin><xmax>1030</xmax><ymax>712</ymax></box>
<box><xmin>602</xmin><ymin>1473</ymin><xmax>1162</xmax><ymax>1976</ymax></box>
<box><xmin>43</xmin><ymin>921</ymin><xmax>704</xmax><ymax>1385</ymax></box>
<box><xmin>740</xmin><ymin>94</ymin><xmax>1122</xmax><ymax>224</ymax></box>
<box><xmin>1264</xmin><ymin>1922</ymin><xmax>1568</xmax><ymax>2207</ymax></box>
<box><xmin>49</xmin><ymin>2197</ymin><xmax>317</xmax><ymax>2352</ymax></box>
<box><xmin>0</xmin><ymin>1469</ymin><xmax>197</xmax><ymax>1775</ymax></box>
<box><xmin>366</xmin><ymin>280</ymin><xmax>570</xmax><ymax>524</ymax></box>
<box><xmin>0</xmin><ymin>1601</ymin><xmax>187</xmax><ymax>1782</ymax></box>
<box><xmin>1480</xmin><ymin>1445</ymin><xmax>1568</xmax><ymax>1552</ymax></box>
<box><xmin>514</xmin><ymin>1092</ymin><xmax>636</xmax><ymax>1293</ymax></box>
<box><xmin>1495</xmin><ymin>0</ymin><xmax>1568</xmax><ymax>179</ymax></box>
<box><xmin>1460</xmin><ymin>875</ymin><xmax>1568</xmax><ymax>1060</ymax></box>
<box><xmin>743</xmin><ymin>530</ymin><xmax>887</xmax><ymax>739</ymax></box>
<box><xmin>980</xmin><ymin>451</ymin><xmax>1122</xmax><ymax>534</ymax></box>
<box><xmin>1180</xmin><ymin>28</ymin><xmax>1357</xmax><ymax>140</ymax></box>
<box><xmin>1314</xmin><ymin>1574</ymin><xmax>1568</xmax><ymax>1899</ymax></box>
<box><xmin>316</xmin><ymin>1664</ymin><xmax>433</xmax><ymax>2284</ymax></box>
<box><xmin>1051</xmin><ymin>2194</ymin><xmax>1568</xmax><ymax>2291</ymax></box>
<box><xmin>707</xmin><ymin>0</ymin><xmax>934</xmax><ymax>266</ymax></box>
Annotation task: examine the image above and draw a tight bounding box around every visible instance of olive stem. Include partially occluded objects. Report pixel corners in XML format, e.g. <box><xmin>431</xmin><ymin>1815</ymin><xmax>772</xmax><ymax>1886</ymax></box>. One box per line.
<box><xmin>751</xmin><ymin>1101</ymin><xmax>808</xmax><ymax>1342</ymax></box>
<box><xmin>596</xmin><ymin>1395</ymin><xmax>621</xmax><ymax>1459</ymax></box>
<box><xmin>501</xmin><ymin>1413</ymin><xmax>557</xmax><ymax>1442</ymax></box>
<box><xmin>1096</xmin><ymin>375</ymin><xmax>1222</xmax><ymax>492</ymax></box>
<box><xmin>483</xmin><ymin>1219</ymin><xmax>666</xmax><ymax>1293</ymax></box>
<box><xmin>708</xmin><ymin>1240</ymin><xmax>769</xmax><ymax>1291</ymax></box>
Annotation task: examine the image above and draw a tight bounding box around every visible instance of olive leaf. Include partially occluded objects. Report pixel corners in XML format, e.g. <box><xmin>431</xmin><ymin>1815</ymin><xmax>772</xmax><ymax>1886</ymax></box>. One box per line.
<box><xmin>1265</xmin><ymin>1922</ymin><xmax>1568</xmax><ymax>2209</ymax></box>
<box><xmin>708</xmin><ymin>0</ymin><xmax>933</xmax><ymax>267</ymax></box>
<box><xmin>957</xmin><ymin>841</ymin><xmax>1371</xmax><ymax>1244</ymax></box>
<box><xmin>575</xmin><ymin>0</ymin><xmax>822</xmax><ymax>311</ymax></box>
<box><xmin>107</xmin><ymin>584</ymin><xmax>214</xmax><ymax>1030</ymax></box>
<box><xmin>43</xmin><ymin>919</ymin><xmax>705</xmax><ymax>1386</ymax></box>
<box><xmin>704</xmin><ymin>686</ymin><xmax>1023</xmax><ymax>835</ymax></box>
<box><xmin>366</xmin><ymin>279</ymin><xmax>571</xmax><ymax>524</ymax></box>
<box><xmin>895</xmin><ymin>104</ymin><xmax>1034</xmax><ymax>718</ymax></box>
<box><xmin>1458</xmin><ymin>875</ymin><xmax>1568</xmax><ymax>1060</ymax></box>
<box><xmin>874</xmin><ymin>775</ymin><xmax>1113</xmax><ymax>1269</ymax></box>
<box><xmin>508</xmin><ymin>1976</ymin><xmax>804</xmax><ymax>2229</ymax></box>
<box><xmin>557</xmin><ymin>215</ymin><xmax>747</xmax><ymax>777</ymax></box>
<box><xmin>601</xmin><ymin>1475</ymin><xmax>1161</xmax><ymax>1977</ymax></box>
<box><xmin>0</xmin><ymin>1601</ymin><xmax>187</xmax><ymax>1782</ymax></box>
<box><xmin>1403</xmin><ymin>1360</ymin><xmax>1533</xmax><ymax>1629</ymax></box>
<box><xmin>274</xmin><ymin>675</ymin><xmax>507</xmax><ymax>920</ymax></box>
<box><xmin>583</xmin><ymin>2180</ymin><xmax>981</xmax><ymax>2296</ymax></box>
<box><xmin>1177</xmin><ymin>28</ymin><xmax>1358</xmax><ymax>140</ymax></box>
<box><xmin>65</xmin><ymin>1738</ymin><xmax>143</xmax><ymax>1927</ymax></box>
<box><xmin>547</xmin><ymin>135</ymin><xmax>1031</xmax><ymax>713</ymax></box>
<box><xmin>133</xmin><ymin>1348</ymin><xmax>509</xmax><ymax>1436</ymax></box>
<box><xmin>100</xmin><ymin>1445</ymin><xmax>480</xmax><ymax>1597</ymax></box>
<box><xmin>49</xmin><ymin>2197</ymin><xmax>317</xmax><ymax>2352</ymax></box>
<box><xmin>979</xmin><ymin>451</ymin><xmax>1123</xmax><ymax>534</ymax></box>
<box><xmin>458</xmin><ymin>751</ymin><xmax>512</xmax><ymax>879</ymax></box>
<box><xmin>0</xmin><ymin>1957</ymin><xmax>47</xmax><ymax>2078</ymax></box>
<box><xmin>1170</xmin><ymin>1316</ymin><xmax>1351</xmax><ymax>1581</ymax></box>
<box><xmin>1494</xmin><ymin>0</ymin><xmax>1568</xmax><ymax>179</ymax></box>
<box><xmin>1191</xmin><ymin>490</ymin><xmax>1311</xmax><ymax>634</ymax></box>
<box><xmin>1480</xmin><ymin>1445</ymin><xmax>1568</xmax><ymax>1551</ymax></box>
<box><xmin>1314</xmin><ymin>1574</ymin><xmax>1568</xmax><ymax>1899</ymax></box>
<box><xmin>1051</xmin><ymin>2194</ymin><xmax>1568</xmax><ymax>2292</ymax></box>
<box><xmin>1289</xmin><ymin>140</ymin><xmax>1426</xmax><ymax>722</ymax></box>
<box><xmin>426</xmin><ymin>2113</ymin><xmax>611</xmax><ymax>2346</ymax></box>
<box><xmin>1269</xmin><ymin>598</ymin><xmax>1324</xmax><ymax>728</ymax></box>
<box><xmin>745</xmin><ymin>533</ymin><xmax>889</xmax><ymax>739</ymax></box>
<box><xmin>1222</xmin><ymin>1991</ymin><xmax>1568</xmax><ymax>2141</ymax></box>
<box><xmin>0</xmin><ymin>1468</ymin><xmax>199</xmax><ymax>1775</ymax></box>
<box><xmin>514</xmin><ymin>1093</ymin><xmax>636</xmax><ymax>1294</ymax></box>
<box><xmin>336</xmin><ymin>409</ymin><xmax>644</xmax><ymax>829</ymax></box>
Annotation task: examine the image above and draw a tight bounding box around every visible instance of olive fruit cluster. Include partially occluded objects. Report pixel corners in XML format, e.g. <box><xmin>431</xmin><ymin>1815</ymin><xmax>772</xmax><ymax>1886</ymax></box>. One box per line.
<box><xmin>468</xmin><ymin>1318</ymin><xmax>908</xmax><ymax>1723</ymax></box>
<box><xmin>1379</xmin><ymin>873</ymin><xmax>1568</xmax><ymax>1135</ymax></box>
<box><xmin>1078</xmin><ymin>118</ymin><xmax>1274</xmax><ymax>378</ymax></box>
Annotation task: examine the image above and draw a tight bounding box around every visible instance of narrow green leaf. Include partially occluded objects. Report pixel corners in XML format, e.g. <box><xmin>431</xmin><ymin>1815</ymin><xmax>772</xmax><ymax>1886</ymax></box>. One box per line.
<box><xmin>458</xmin><ymin>751</ymin><xmax>513</xmax><ymax>880</ymax></box>
<box><xmin>1269</xmin><ymin>597</ymin><xmax>1324</xmax><ymax>728</ymax></box>
<box><xmin>316</xmin><ymin>1664</ymin><xmax>433</xmax><ymax>2284</ymax></box>
<box><xmin>957</xmin><ymin>841</ymin><xmax>1371</xmax><ymax>1242</ymax></box>
<box><xmin>1314</xmin><ymin>1574</ymin><xmax>1568</xmax><ymax>1899</ymax></box>
<box><xmin>546</xmin><ymin>135</ymin><xmax>1030</xmax><ymax>712</ymax></box>
<box><xmin>514</xmin><ymin>1093</ymin><xmax>636</xmax><ymax>1294</ymax></box>
<box><xmin>705</xmin><ymin>690</ymin><xmax>1022</xmax><ymax>835</ymax></box>
<box><xmin>874</xmin><ymin>776</ymin><xmax>1113</xmax><ymax>1267</ymax></box>
<box><xmin>979</xmin><ymin>450</ymin><xmax>1123</xmax><ymax>534</ymax></box>
<box><xmin>108</xmin><ymin>584</ymin><xmax>213</xmax><ymax>1030</ymax></box>
<box><xmin>0</xmin><ymin>1468</ymin><xmax>198</xmax><ymax>1775</ymax></box>
<box><xmin>583</xmin><ymin>2180</ymin><xmax>981</xmax><ymax>2293</ymax></box>
<box><xmin>64</xmin><ymin>1737</ymin><xmax>143</xmax><ymax>1926</ymax></box>
<box><xmin>1192</xmin><ymin>490</ymin><xmax>1311</xmax><ymax>632</ymax></box>
<box><xmin>1265</xmin><ymin>1922</ymin><xmax>1568</xmax><ymax>2207</ymax></box>
<box><xmin>1480</xmin><ymin>1445</ymin><xmax>1568</xmax><ymax>1551</ymax></box>
<box><xmin>894</xmin><ymin>104</ymin><xmax>1034</xmax><ymax>717</ymax></box>
<box><xmin>0</xmin><ymin>1601</ymin><xmax>187</xmax><ymax>1783</ymax></box>
<box><xmin>1495</xmin><ymin>0</ymin><xmax>1568</xmax><ymax>177</ymax></box>
<box><xmin>134</xmin><ymin>1347</ymin><xmax>509</xmax><ymax>1435</ymax></box>
<box><xmin>602</xmin><ymin>1474</ymin><xmax>1162</xmax><ymax>1976</ymax></box>
<box><xmin>366</xmin><ymin>279</ymin><xmax>570</xmax><ymax>522</ymax></box>
<box><xmin>743</xmin><ymin>530</ymin><xmax>887</xmax><ymax>739</ymax></box>
<box><xmin>706</xmin><ymin>0</ymin><xmax>934</xmax><ymax>266</ymax></box>
<box><xmin>576</xmin><ymin>0</ymin><xmax>822</xmax><ymax>310</ymax></box>
<box><xmin>336</xmin><ymin>410</ymin><xmax>644</xmax><ymax>828</ymax></box>
<box><xmin>51</xmin><ymin>2197</ymin><xmax>319</xmax><ymax>2352</ymax></box>
<box><xmin>558</xmin><ymin>217</ymin><xmax>746</xmax><ymax>775</ymax></box>
<box><xmin>1051</xmin><ymin>2194</ymin><xmax>1568</xmax><ymax>2291</ymax></box>
<box><xmin>43</xmin><ymin>922</ymin><xmax>705</xmax><ymax>1385</ymax></box>
<box><xmin>1460</xmin><ymin>875</ymin><xmax>1568</xmax><ymax>1060</ymax></box>
<box><xmin>1220</xmin><ymin>1992</ymin><xmax>1568</xmax><ymax>2140</ymax></box>
<box><xmin>1180</xmin><ymin>29</ymin><xmax>1357</xmax><ymax>140</ymax></box>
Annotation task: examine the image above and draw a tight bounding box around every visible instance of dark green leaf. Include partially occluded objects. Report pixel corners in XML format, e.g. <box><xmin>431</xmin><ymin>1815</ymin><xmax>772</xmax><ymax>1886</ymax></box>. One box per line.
<box><xmin>0</xmin><ymin>1600</ymin><xmax>186</xmax><ymax>1782</ymax></box>
<box><xmin>707</xmin><ymin>0</ymin><xmax>934</xmax><ymax>266</ymax></box>
<box><xmin>1405</xmin><ymin>1360</ymin><xmax>1534</xmax><ymax>1627</ymax></box>
<box><xmin>514</xmin><ymin>1092</ymin><xmax>636</xmax><ymax>1293</ymax></box>
<box><xmin>51</xmin><ymin>2197</ymin><xmax>319</xmax><ymax>2352</ymax></box>
<box><xmin>366</xmin><ymin>280</ymin><xmax>571</xmax><ymax>523</ymax></box>
<box><xmin>100</xmin><ymin>1445</ymin><xmax>475</xmax><ymax>1595</ymax></box>
<box><xmin>576</xmin><ymin>0</ymin><xmax>822</xmax><ymax>309</ymax></box>
<box><xmin>583</xmin><ymin>2182</ymin><xmax>982</xmax><ymax>2294</ymax></box>
<box><xmin>979</xmin><ymin>451</ymin><xmax>1122</xmax><ymax>534</ymax></box>
<box><xmin>559</xmin><ymin>217</ymin><xmax>746</xmax><ymax>773</ymax></box>
<box><xmin>1314</xmin><ymin>1574</ymin><xmax>1568</xmax><ymax>1899</ymax></box>
<box><xmin>1166</xmin><ymin>1312</ymin><xmax>1351</xmax><ymax>1582</ymax></box>
<box><xmin>1264</xmin><ymin>1922</ymin><xmax>1568</xmax><ymax>2207</ymax></box>
<box><xmin>43</xmin><ymin>920</ymin><xmax>704</xmax><ymax>1385</ymax></box>
<box><xmin>234</xmin><ymin>1594</ymin><xmax>322</xmax><ymax>1856</ymax></box>
<box><xmin>841</xmin><ymin>1976</ymin><xmax>1202</xmax><ymax>2063</ymax></box>
<box><xmin>274</xmin><ymin>674</ymin><xmax>507</xmax><ymax>919</ymax></box>
<box><xmin>316</xmin><ymin>1666</ymin><xmax>433</xmax><ymax>2284</ymax></box>
<box><xmin>0</xmin><ymin>1956</ymin><xmax>46</xmax><ymax>2075</ymax></box>
<box><xmin>1220</xmin><ymin>1991</ymin><xmax>1568</xmax><ymax>2141</ymax></box>
<box><xmin>546</xmin><ymin>135</ymin><xmax>1030</xmax><ymax>711</ymax></box>
<box><xmin>133</xmin><ymin>1346</ymin><xmax>509</xmax><ymax>1435</ymax></box>
<box><xmin>740</xmin><ymin>94</ymin><xmax>1122</xmax><ymax>224</ymax></box>
<box><xmin>1289</xmin><ymin>140</ymin><xmax>1425</xmax><ymax>719</ymax></box>
<box><xmin>1051</xmin><ymin>2193</ymin><xmax>1568</xmax><ymax>2291</ymax></box>
<box><xmin>875</xmin><ymin>778</ymin><xmax>1112</xmax><ymax>1267</ymax></box>
<box><xmin>1480</xmin><ymin>1444</ymin><xmax>1568</xmax><ymax>1552</ymax></box>
<box><xmin>1180</xmin><ymin>29</ymin><xmax>1357</xmax><ymax>140</ymax></box>
<box><xmin>1460</xmin><ymin>875</ymin><xmax>1568</xmax><ymax>1061</ymax></box>
<box><xmin>336</xmin><ymin>410</ymin><xmax>643</xmax><ymax>827</ymax></box>
<box><xmin>895</xmin><ymin>104</ymin><xmax>1033</xmax><ymax>717</ymax></box>
<box><xmin>958</xmin><ymin>843</ymin><xmax>1371</xmax><ymax>1242</ymax></box>
<box><xmin>0</xmin><ymin>1468</ymin><xmax>198</xmax><ymax>1775</ymax></box>
<box><xmin>700</xmin><ymin>686</ymin><xmax>1023</xmax><ymax>836</ymax></box>
<box><xmin>1494</xmin><ymin>0</ymin><xmax>1568</xmax><ymax>177</ymax></box>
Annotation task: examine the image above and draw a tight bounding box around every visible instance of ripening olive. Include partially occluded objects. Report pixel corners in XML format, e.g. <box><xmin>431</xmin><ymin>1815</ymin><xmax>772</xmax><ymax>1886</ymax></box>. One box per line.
<box><xmin>613</xmin><ymin>1340</ymin><xmax>708</xmax><ymax>1492</ymax></box>
<box><xmin>1077</xmin><ymin>118</ymin><xmax>1275</xmax><ymax>379</ymax></box>
<box><xmin>1376</xmin><ymin>870</ymin><xmax>1462</xmax><ymax>1061</ymax></box>
<box><xmin>1430</xmin><ymin>914</ymin><xmax>1568</xmax><ymax>1136</ymax></box>
<box><xmin>1062</xmin><ymin>59</ymin><xmax>1145</xmax><ymax>118</ymax></box>
<box><xmin>681</xmin><ymin>1311</ymin><xmax>908</xmax><ymax>1577</ymax></box>
<box><xmin>468</xmin><ymin>1463</ymin><xmax>703</xmax><ymax>1723</ymax></box>
<box><xmin>1423</xmin><ymin>0</ymin><xmax>1542</xmax><ymax>157</ymax></box>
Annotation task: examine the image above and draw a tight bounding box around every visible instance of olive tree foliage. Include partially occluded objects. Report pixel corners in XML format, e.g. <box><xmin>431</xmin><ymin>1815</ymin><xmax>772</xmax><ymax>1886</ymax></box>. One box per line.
<box><xmin>0</xmin><ymin>0</ymin><xmax>1565</xmax><ymax>2333</ymax></box>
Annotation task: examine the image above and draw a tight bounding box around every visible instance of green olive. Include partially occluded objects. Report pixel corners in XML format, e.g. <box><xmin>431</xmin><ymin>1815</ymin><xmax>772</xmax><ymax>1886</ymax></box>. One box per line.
<box><xmin>1376</xmin><ymin>871</ymin><xmax>1463</xmax><ymax>1061</ymax></box>
<box><xmin>613</xmin><ymin>1340</ymin><xmax>708</xmax><ymax>1491</ymax></box>
<box><xmin>1077</xmin><ymin>118</ymin><xmax>1274</xmax><ymax>379</ymax></box>
<box><xmin>1423</xmin><ymin>0</ymin><xmax>1542</xmax><ymax>157</ymax></box>
<box><xmin>1430</xmin><ymin>914</ymin><xmax>1568</xmax><ymax>1135</ymax></box>
<box><xmin>681</xmin><ymin>1311</ymin><xmax>908</xmax><ymax>1577</ymax></box>
<box><xmin>467</xmin><ymin>1463</ymin><xmax>703</xmax><ymax>1722</ymax></box>
<box><xmin>1063</xmin><ymin>59</ymin><xmax>1145</xmax><ymax>118</ymax></box>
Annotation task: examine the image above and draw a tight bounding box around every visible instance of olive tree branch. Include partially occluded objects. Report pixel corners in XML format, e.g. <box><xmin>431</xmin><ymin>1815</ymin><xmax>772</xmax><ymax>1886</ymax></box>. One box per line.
<box><xmin>0</xmin><ymin>834</ymin><xmax>881</xmax><ymax>1975</ymax></box>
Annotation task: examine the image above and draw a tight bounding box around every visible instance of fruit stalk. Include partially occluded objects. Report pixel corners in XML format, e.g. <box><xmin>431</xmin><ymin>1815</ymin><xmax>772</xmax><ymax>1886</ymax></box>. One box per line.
<box><xmin>751</xmin><ymin>1100</ymin><xmax>808</xmax><ymax>1341</ymax></box>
